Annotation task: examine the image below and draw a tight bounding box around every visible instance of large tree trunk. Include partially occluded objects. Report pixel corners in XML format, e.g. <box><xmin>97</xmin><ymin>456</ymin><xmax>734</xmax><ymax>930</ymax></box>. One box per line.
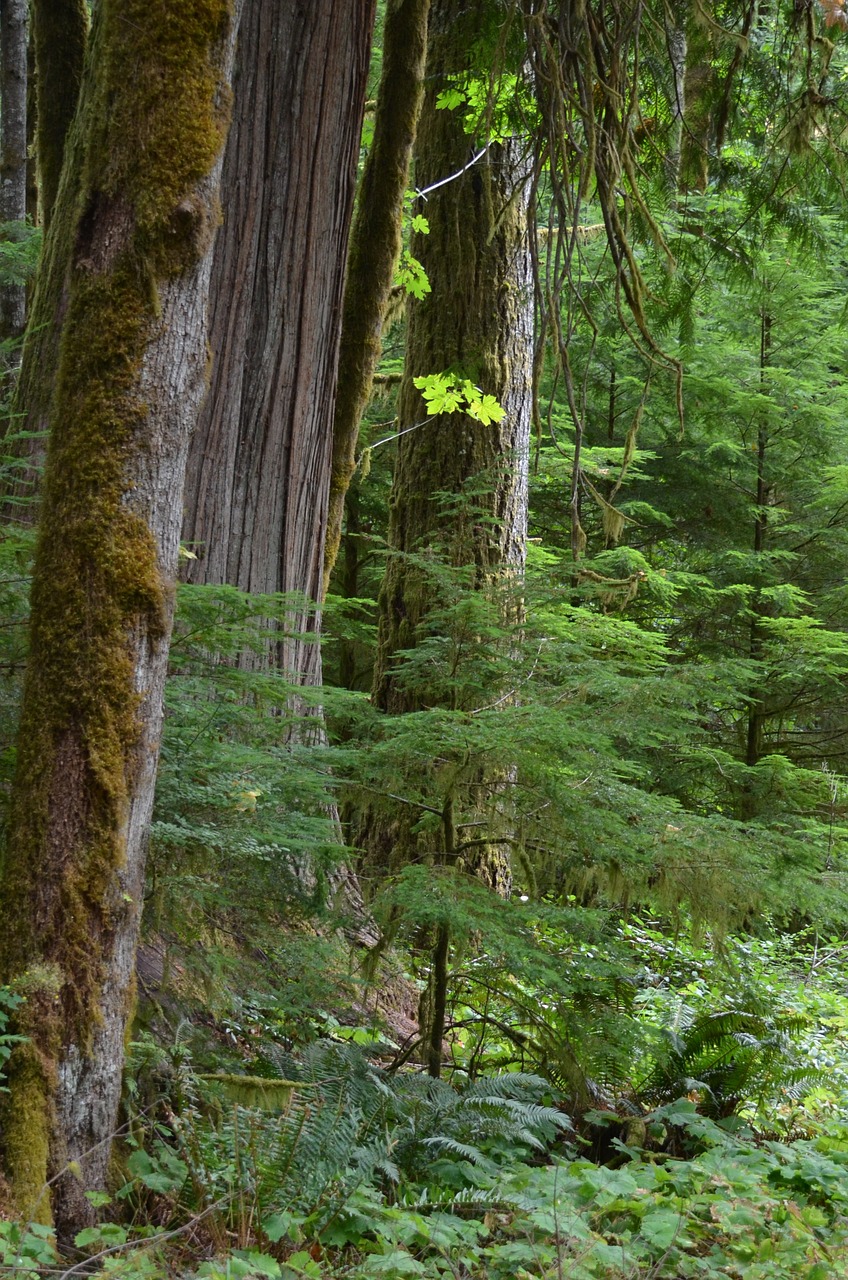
<box><xmin>372</xmin><ymin>13</ymin><xmax>533</xmax><ymax>720</ymax></box>
<box><xmin>0</xmin><ymin>0</ymin><xmax>240</xmax><ymax>1236</ymax></box>
<box><xmin>0</xmin><ymin>0</ymin><xmax>28</xmax><ymax>344</ymax></box>
<box><xmin>182</xmin><ymin>0</ymin><xmax>376</xmax><ymax>690</ymax></box>
<box><xmin>323</xmin><ymin>0</ymin><xmax>431</xmax><ymax>596</ymax></box>
<box><xmin>362</xmin><ymin>0</ymin><xmax>533</xmax><ymax>1075</ymax></box>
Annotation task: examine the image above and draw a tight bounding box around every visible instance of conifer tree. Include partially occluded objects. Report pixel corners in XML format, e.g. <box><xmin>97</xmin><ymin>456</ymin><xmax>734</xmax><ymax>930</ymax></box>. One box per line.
<box><xmin>358</xmin><ymin>0</ymin><xmax>533</xmax><ymax>1075</ymax></box>
<box><xmin>182</xmin><ymin>0</ymin><xmax>376</xmax><ymax>691</ymax></box>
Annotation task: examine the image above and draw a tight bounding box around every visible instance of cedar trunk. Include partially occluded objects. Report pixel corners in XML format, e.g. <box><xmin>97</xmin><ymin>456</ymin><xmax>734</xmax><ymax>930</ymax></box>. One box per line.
<box><xmin>182</xmin><ymin>0</ymin><xmax>376</xmax><ymax>690</ymax></box>
<box><xmin>0</xmin><ymin>0</ymin><xmax>240</xmax><ymax>1236</ymax></box>
<box><xmin>372</xmin><ymin>4</ymin><xmax>533</xmax><ymax>719</ymax></box>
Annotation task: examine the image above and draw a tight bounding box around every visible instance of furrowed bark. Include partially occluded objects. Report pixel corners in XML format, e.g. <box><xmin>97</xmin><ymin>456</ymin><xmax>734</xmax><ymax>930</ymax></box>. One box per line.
<box><xmin>372</xmin><ymin>9</ymin><xmax>533</xmax><ymax>722</ymax></box>
<box><xmin>323</xmin><ymin>0</ymin><xmax>431</xmax><ymax>597</ymax></box>
<box><xmin>182</xmin><ymin>0</ymin><xmax>376</xmax><ymax>690</ymax></box>
<box><xmin>359</xmin><ymin>0</ymin><xmax>533</xmax><ymax>1069</ymax></box>
<box><xmin>0</xmin><ymin>0</ymin><xmax>241</xmax><ymax>1236</ymax></box>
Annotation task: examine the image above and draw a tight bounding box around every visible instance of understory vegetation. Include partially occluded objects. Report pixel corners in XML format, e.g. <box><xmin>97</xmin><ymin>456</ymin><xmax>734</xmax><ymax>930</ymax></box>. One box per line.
<box><xmin>7</xmin><ymin>0</ymin><xmax>848</xmax><ymax>1275</ymax></box>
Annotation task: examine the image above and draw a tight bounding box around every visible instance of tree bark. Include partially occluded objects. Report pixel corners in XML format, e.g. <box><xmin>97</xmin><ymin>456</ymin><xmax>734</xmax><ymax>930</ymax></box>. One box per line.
<box><xmin>372</xmin><ymin>3</ymin><xmax>533</xmax><ymax>722</ymax></box>
<box><xmin>0</xmin><ymin>0</ymin><xmax>28</xmax><ymax>344</ymax></box>
<box><xmin>1</xmin><ymin>0</ymin><xmax>89</xmax><ymax>516</ymax></box>
<box><xmin>182</xmin><ymin>0</ymin><xmax>376</xmax><ymax>690</ymax></box>
<box><xmin>323</xmin><ymin>0</ymin><xmax>431</xmax><ymax>597</ymax></box>
<box><xmin>32</xmin><ymin>0</ymin><xmax>87</xmax><ymax>230</ymax></box>
<box><xmin>0</xmin><ymin>0</ymin><xmax>240</xmax><ymax>1236</ymax></box>
<box><xmin>358</xmin><ymin>0</ymin><xmax>533</xmax><ymax>1069</ymax></box>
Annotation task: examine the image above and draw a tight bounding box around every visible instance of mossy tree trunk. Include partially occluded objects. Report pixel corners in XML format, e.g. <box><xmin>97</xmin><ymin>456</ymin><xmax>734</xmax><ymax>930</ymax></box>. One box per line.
<box><xmin>0</xmin><ymin>0</ymin><xmax>28</xmax><ymax>344</ymax></box>
<box><xmin>0</xmin><ymin>0</ymin><xmax>241</xmax><ymax>1236</ymax></box>
<box><xmin>323</xmin><ymin>0</ymin><xmax>431</xmax><ymax>597</ymax></box>
<box><xmin>362</xmin><ymin>0</ymin><xmax>533</xmax><ymax>1074</ymax></box>
<box><xmin>182</xmin><ymin>0</ymin><xmax>376</xmax><ymax>689</ymax></box>
<box><xmin>372</xmin><ymin>11</ymin><xmax>532</xmax><ymax>720</ymax></box>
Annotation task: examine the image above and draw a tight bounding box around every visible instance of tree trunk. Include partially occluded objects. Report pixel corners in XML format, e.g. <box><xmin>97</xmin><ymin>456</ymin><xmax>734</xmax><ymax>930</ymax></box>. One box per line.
<box><xmin>1</xmin><ymin>0</ymin><xmax>88</xmax><ymax>516</ymax></box>
<box><xmin>360</xmin><ymin>0</ymin><xmax>533</xmax><ymax>1069</ymax></box>
<box><xmin>664</xmin><ymin>17</ymin><xmax>686</xmax><ymax>195</ymax></box>
<box><xmin>0</xmin><ymin>0</ymin><xmax>240</xmax><ymax>1236</ymax></box>
<box><xmin>372</xmin><ymin>6</ymin><xmax>533</xmax><ymax>722</ymax></box>
<box><xmin>32</xmin><ymin>0</ymin><xmax>87</xmax><ymax>230</ymax></box>
<box><xmin>741</xmin><ymin>309</ymin><xmax>772</xmax><ymax>817</ymax></box>
<box><xmin>0</xmin><ymin>0</ymin><xmax>28</xmax><ymax>344</ymax></box>
<box><xmin>182</xmin><ymin>0</ymin><xmax>376</xmax><ymax>691</ymax></box>
<box><xmin>323</xmin><ymin>0</ymin><xmax>431</xmax><ymax>596</ymax></box>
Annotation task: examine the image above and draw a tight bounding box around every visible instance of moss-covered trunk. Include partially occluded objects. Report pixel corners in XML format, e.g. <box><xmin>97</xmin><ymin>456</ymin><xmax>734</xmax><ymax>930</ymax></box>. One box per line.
<box><xmin>372</xmin><ymin>2</ymin><xmax>533</xmax><ymax>722</ymax></box>
<box><xmin>182</xmin><ymin>0</ymin><xmax>376</xmax><ymax>688</ymax></box>
<box><xmin>323</xmin><ymin>0</ymin><xmax>431</xmax><ymax>596</ymax></box>
<box><xmin>0</xmin><ymin>0</ymin><xmax>240</xmax><ymax>1237</ymax></box>
<box><xmin>32</xmin><ymin>0</ymin><xmax>87</xmax><ymax>230</ymax></box>
<box><xmin>361</xmin><ymin>0</ymin><xmax>532</xmax><ymax>1072</ymax></box>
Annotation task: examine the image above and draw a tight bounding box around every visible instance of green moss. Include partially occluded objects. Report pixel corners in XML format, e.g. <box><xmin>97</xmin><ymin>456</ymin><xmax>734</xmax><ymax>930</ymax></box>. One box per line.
<box><xmin>1</xmin><ymin>266</ymin><xmax>158</xmax><ymax>1036</ymax></box>
<box><xmin>3</xmin><ymin>1044</ymin><xmax>53</xmax><ymax>1224</ymax></box>
<box><xmin>94</xmin><ymin>0</ymin><xmax>232</xmax><ymax>255</ymax></box>
<box><xmin>0</xmin><ymin>0</ymin><xmax>238</xmax><ymax>1219</ymax></box>
<box><xmin>1</xmin><ymin>968</ymin><xmax>62</xmax><ymax>1225</ymax></box>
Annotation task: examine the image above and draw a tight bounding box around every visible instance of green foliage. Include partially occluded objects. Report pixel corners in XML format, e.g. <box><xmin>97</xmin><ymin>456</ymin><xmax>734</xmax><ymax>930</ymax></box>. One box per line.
<box><xmin>412</xmin><ymin>372</ymin><xmax>505</xmax><ymax>423</ymax></box>
<box><xmin>0</xmin><ymin>222</ymin><xmax>41</xmax><ymax>288</ymax></box>
<box><xmin>10</xmin><ymin>3</ymin><xmax>848</xmax><ymax>1275</ymax></box>
<box><xmin>0</xmin><ymin>1218</ymin><xmax>57</xmax><ymax>1279</ymax></box>
<box><xmin>638</xmin><ymin>1006</ymin><xmax>819</xmax><ymax>1121</ymax></box>
<box><xmin>0</xmin><ymin>985</ymin><xmax>26</xmax><ymax>1091</ymax></box>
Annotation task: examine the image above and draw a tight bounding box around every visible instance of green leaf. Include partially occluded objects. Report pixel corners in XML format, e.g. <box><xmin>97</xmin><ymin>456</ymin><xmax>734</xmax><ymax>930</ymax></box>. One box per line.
<box><xmin>74</xmin><ymin>1223</ymin><xmax>128</xmax><ymax>1249</ymax></box>
<box><xmin>639</xmin><ymin>1209</ymin><xmax>684</xmax><ymax>1250</ymax></box>
<box><xmin>127</xmin><ymin>1146</ymin><xmax>188</xmax><ymax>1195</ymax></box>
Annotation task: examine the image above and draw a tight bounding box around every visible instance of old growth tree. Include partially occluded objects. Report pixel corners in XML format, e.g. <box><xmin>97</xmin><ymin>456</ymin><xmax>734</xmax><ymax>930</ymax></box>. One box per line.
<box><xmin>182</xmin><ymin>0</ymin><xmax>376</xmax><ymax>690</ymax></box>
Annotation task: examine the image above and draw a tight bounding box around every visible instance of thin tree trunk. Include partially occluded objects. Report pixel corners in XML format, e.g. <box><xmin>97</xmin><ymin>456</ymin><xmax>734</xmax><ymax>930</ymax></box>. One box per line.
<box><xmin>323</xmin><ymin>0</ymin><xmax>431</xmax><ymax>596</ymax></box>
<box><xmin>182</xmin><ymin>0</ymin><xmax>376</xmax><ymax>691</ymax></box>
<box><xmin>32</xmin><ymin>0</ymin><xmax>87</xmax><ymax>230</ymax></box>
<box><xmin>665</xmin><ymin>18</ymin><xmax>686</xmax><ymax>194</ymax></box>
<box><xmin>1</xmin><ymin>0</ymin><xmax>88</xmax><ymax>516</ymax></box>
<box><xmin>0</xmin><ymin>0</ymin><xmax>240</xmax><ymax>1236</ymax></box>
<box><xmin>0</xmin><ymin>0</ymin><xmax>28</xmax><ymax>344</ymax></box>
<box><xmin>741</xmin><ymin>309</ymin><xmax>772</xmax><ymax>814</ymax></box>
